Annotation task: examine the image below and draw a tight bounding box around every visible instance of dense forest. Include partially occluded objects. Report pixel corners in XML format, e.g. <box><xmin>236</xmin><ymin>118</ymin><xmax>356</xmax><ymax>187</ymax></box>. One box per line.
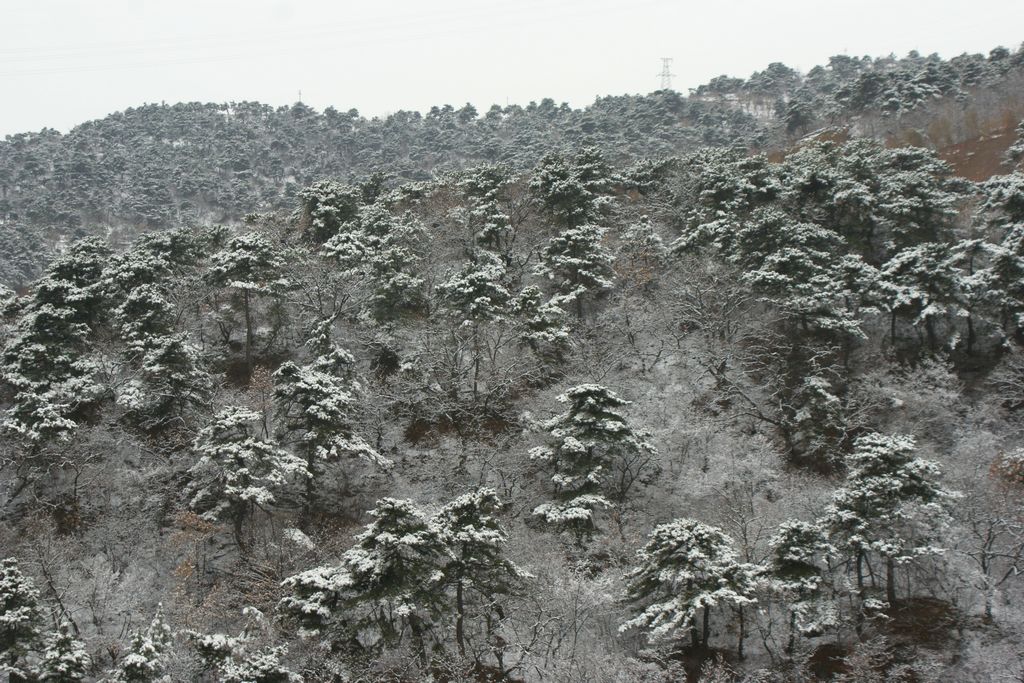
<box><xmin>3</xmin><ymin>43</ymin><xmax>1024</xmax><ymax>682</ymax></box>
<box><xmin>2</xmin><ymin>43</ymin><xmax>1023</xmax><ymax>291</ymax></box>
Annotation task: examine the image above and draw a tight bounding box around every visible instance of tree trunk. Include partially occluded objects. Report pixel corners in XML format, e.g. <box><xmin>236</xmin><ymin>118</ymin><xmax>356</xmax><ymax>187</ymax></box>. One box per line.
<box><xmin>472</xmin><ymin>323</ymin><xmax>481</xmax><ymax>404</ymax></box>
<box><xmin>886</xmin><ymin>556</ymin><xmax>897</xmax><ymax>606</ymax></box>
<box><xmin>408</xmin><ymin>613</ymin><xmax>429</xmax><ymax>666</ymax></box>
<box><xmin>302</xmin><ymin>452</ymin><xmax>316</xmax><ymax>526</ymax></box>
<box><xmin>966</xmin><ymin>313</ymin><xmax>975</xmax><ymax>356</ymax></box>
<box><xmin>787</xmin><ymin>609</ymin><xmax>797</xmax><ymax>654</ymax></box>
<box><xmin>702</xmin><ymin>605</ymin><xmax>711</xmax><ymax>647</ymax></box>
<box><xmin>737</xmin><ymin>605</ymin><xmax>746</xmax><ymax>660</ymax></box>
<box><xmin>456</xmin><ymin>578</ymin><xmax>466</xmax><ymax>657</ymax></box>
<box><xmin>925</xmin><ymin>315</ymin><xmax>937</xmax><ymax>353</ymax></box>
<box><xmin>855</xmin><ymin>551</ymin><xmax>866</xmax><ymax>635</ymax></box>
<box><xmin>233</xmin><ymin>509</ymin><xmax>246</xmax><ymax>551</ymax></box>
<box><xmin>243</xmin><ymin>288</ymin><xmax>253</xmax><ymax>375</ymax></box>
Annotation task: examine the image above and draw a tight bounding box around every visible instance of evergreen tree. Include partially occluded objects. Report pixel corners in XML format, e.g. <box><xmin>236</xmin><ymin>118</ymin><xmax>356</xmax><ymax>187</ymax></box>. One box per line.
<box><xmin>206</xmin><ymin>232</ymin><xmax>288</xmax><ymax>372</ymax></box>
<box><xmin>822</xmin><ymin>433</ymin><xmax>956</xmax><ymax>610</ymax></box>
<box><xmin>218</xmin><ymin>646</ymin><xmax>301</xmax><ymax>683</ymax></box>
<box><xmin>879</xmin><ymin>243</ymin><xmax>959</xmax><ymax>350</ymax></box>
<box><xmin>437</xmin><ymin>250</ymin><xmax>511</xmax><ymax>403</ymax></box>
<box><xmin>530</xmin><ymin>384</ymin><xmax>656</xmax><ymax>540</ymax></box>
<box><xmin>112</xmin><ymin>284</ymin><xmax>175</xmax><ymax>354</ymax></box>
<box><xmin>768</xmin><ymin>521</ymin><xmax>834</xmax><ymax>653</ymax></box>
<box><xmin>298</xmin><ymin>180</ymin><xmax>361</xmax><ymax>244</ymax></box>
<box><xmin>1006</xmin><ymin>120</ymin><xmax>1024</xmax><ymax>168</ymax></box>
<box><xmin>433</xmin><ymin>488</ymin><xmax>528</xmax><ymax>656</ymax></box>
<box><xmin>111</xmin><ymin>607</ymin><xmax>172</xmax><ymax>683</ymax></box>
<box><xmin>458</xmin><ymin>165</ymin><xmax>516</xmax><ymax>260</ymax></box>
<box><xmin>620</xmin><ymin>519</ymin><xmax>759</xmax><ymax>650</ymax></box>
<box><xmin>279</xmin><ymin>498</ymin><xmax>447</xmax><ymax>656</ymax></box>
<box><xmin>437</xmin><ymin>251</ymin><xmax>510</xmax><ymax>324</ymax></box>
<box><xmin>738</xmin><ymin>209</ymin><xmax>868</xmax><ymax>339</ymax></box>
<box><xmin>530</xmin><ymin>147</ymin><xmax>613</xmax><ymax>228</ymax></box>
<box><xmin>273</xmin><ymin>357</ymin><xmax>389</xmax><ymax>519</ymax></box>
<box><xmin>670</xmin><ymin>149</ymin><xmax>782</xmax><ymax>257</ymax></box>
<box><xmin>977</xmin><ymin>174</ymin><xmax>1024</xmax><ymax>337</ymax></box>
<box><xmin>0</xmin><ymin>558</ymin><xmax>42</xmax><ymax>679</ymax></box>
<box><xmin>510</xmin><ymin>286</ymin><xmax>571</xmax><ymax>364</ymax></box>
<box><xmin>37</xmin><ymin>622</ymin><xmax>90</xmax><ymax>682</ymax></box>
<box><xmin>321</xmin><ymin>204</ymin><xmax>425</xmax><ymax>320</ymax></box>
<box><xmin>189</xmin><ymin>407</ymin><xmax>308</xmax><ymax>546</ymax></box>
<box><xmin>37</xmin><ymin>238</ymin><xmax>111</xmax><ymax>325</ymax></box>
<box><xmin>1</xmin><ymin>238</ymin><xmax>112</xmax><ymax>447</ymax></box>
<box><xmin>117</xmin><ymin>333</ymin><xmax>212</xmax><ymax>429</ymax></box>
<box><xmin>0</xmin><ymin>223</ymin><xmax>49</xmax><ymax>290</ymax></box>
<box><xmin>535</xmin><ymin>224</ymin><xmax>615</xmax><ymax>319</ymax></box>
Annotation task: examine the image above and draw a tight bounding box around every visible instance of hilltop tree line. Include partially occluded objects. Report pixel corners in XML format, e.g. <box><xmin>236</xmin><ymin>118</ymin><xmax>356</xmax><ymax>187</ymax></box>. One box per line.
<box><xmin>2</xmin><ymin>42</ymin><xmax>1023</xmax><ymax>294</ymax></box>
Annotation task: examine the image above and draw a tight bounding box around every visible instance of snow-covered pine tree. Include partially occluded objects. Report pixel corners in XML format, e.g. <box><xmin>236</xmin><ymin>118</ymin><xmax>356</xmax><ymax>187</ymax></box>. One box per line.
<box><xmin>101</xmin><ymin>247</ymin><xmax>171</xmax><ymax>304</ymax></box>
<box><xmin>101</xmin><ymin>228</ymin><xmax>200</xmax><ymax>299</ymax></box>
<box><xmin>530</xmin><ymin>147</ymin><xmax>613</xmax><ymax>229</ymax></box>
<box><xmin>321</xmin><ymin>203</ymin><xmax>425</xmax><ymax>320</ymax></box>
<box><xmin>298</xmin><ymin>179</ymin><xmax>362</xmax><ymax>244</ymax></box>
<box><xmin>738</xmin><ymin>210</ymin><xmax>867</xmax><ymax>339</ymax></box>
<box><xmin>273</xmin><ymin>358</ymin><xmax>389</xmax><ymax>518</ymax></box>
<box><xmin>0</xmin><ymin>223</ymin><xmax>49</xmax><ymax>291</ymax></box>
<box><xmin>1005</xmin><ymin>120</ymin><xmax>1024</xmax><ymax>169</ymax></box>
<box><xmin>670</xmin><ymin>149</ymin><xmax>781</xmax><ymax>257</ymax></box>
<box><xmin>218</xmin><ymin>645</ymin><xmax>301</xmax><ymax>683</ymax></box>
<box><xmin>768</xmin><ymin>520</ymin><xmax>834</xmax><ymax>653</ymax></box>
<box><xmin>948</xmin><ymin>238</ymin><xmax>996</xmax><ymax>354</ymax></box>
<box><xmin>821</xmin><ymin>433</ymin><xmax>956</xmax><ymax>610</ymax></box>
<box><xmin>1</xmin><ymin>239</ymin><xmax>112</xmax><ymax>447</ymax></box>
<box><xmin>37</xmin><ymin>622</ymin><xmax>90</xmax><ymax>682</ymax></box>
<box><xmin>279</xmin><ymin>498</ymin><xmax>447</xmax><ymax>657</ymax></box>
<box><xmin>35</xmin><ymin>238</ymin><xmax>111</xmax><ymax>325</ymax></box>
<box><xmin>110</xmin><ymin>606</ymin><xmax>172</xmax><ymax>683</ymax></box>
<box><xmin>301</xmin><ymin>314</ymin><xmax>359</xmax><ymax>378</ymax></box>
<box><xmin>869</xmin><ymin>145</ymin><xmax>963</xmax><ymax>253</ymax></box>
<box><xmin>437</xmin><ymin>250</ymin><xmax>511</xmax><ymax>403</ymax></box>
<box><xmin>432</xmin><ymin>488</ymin><xmax>529</xmax><ymax>656</ymax></box>
<box><xmin>510</xmin><ymin>286</ymin><xmax>571</xmax><ymax>364</ymax></box>
<box><xmin>878</xmin><ymin>242</ymin><xmax>960</xmax><ymax>350</ymax></box>
<box><xmin>535</xmin><ymin>223</ymin><xmax>615</xmax><ymax>319</ymax></box>
<box><xmin>189</xmin><ymin>406</ymin><xmax>308</xmax><ymax>546</ymax></box>
<box><xmin>530</xmin><ymin>384</ymin><xmax>656</xmax><ymax>541</ymax></box>
<box><xmin>458</xmin><ymin>165</ymin><xmax>516</xmax><ymax>260</ymax></box>
<box><xmin>206</xmin><ymin>232</ymin><xmax>289</xmax><ymax>372</ymax></box>
<box><xmin>117</xmin><ymin>333</ymin><xmax>212</xmax><ymax>429</ymax></box>
<box><xmin>437</xmin><ymin>250</ymin><xmax>510</xmax><ymax>325</ymax></box>
<box><xmin>188</xmin><ymin>611</ymin><xmax>303</xmax><ymax>683</ymax></box>
<box><xmin>977</xmin><ymin>174</ymin><xmax>1024</xmax><ymax>337</ymax></box>
<box><xmin>620</xmin><ymin>519</ymin><xmax>758</xmax><ymax>650</ymax></box>
<box><xmin>112</xmin><ymin>284</ymin><xmax>175</xmax><ymax>354</ymax></box>
<box><xmin>0</xmin><ymin>557</ymin><xmax>43</xmax><ymax>679</ymax></box>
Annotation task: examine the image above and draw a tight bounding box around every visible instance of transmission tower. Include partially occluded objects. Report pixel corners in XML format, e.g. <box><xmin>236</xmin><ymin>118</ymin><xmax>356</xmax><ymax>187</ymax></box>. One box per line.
<box><xmin>658</xmin><ymin>57</ymin><xmax>675</xmax><ymax>90</ymax></box>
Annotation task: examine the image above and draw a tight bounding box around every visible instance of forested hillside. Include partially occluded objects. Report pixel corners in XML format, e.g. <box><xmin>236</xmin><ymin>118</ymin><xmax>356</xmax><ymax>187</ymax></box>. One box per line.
<box><xmin>2</xmin><ymin>44</ymin><xmax>1024</xmax><ymax>292</ymax></box>
<box><xmin>3</xmin><ymin>42</ymin><xmax>1024</xmax><ymax>683</ymax></box>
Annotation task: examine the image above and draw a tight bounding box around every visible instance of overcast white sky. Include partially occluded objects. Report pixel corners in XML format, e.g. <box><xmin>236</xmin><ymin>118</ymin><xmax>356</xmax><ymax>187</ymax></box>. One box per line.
<box><xmin>1</xmin><ymin>0</ymin><xmax>1022</xmax><ymax>137</ymax></box>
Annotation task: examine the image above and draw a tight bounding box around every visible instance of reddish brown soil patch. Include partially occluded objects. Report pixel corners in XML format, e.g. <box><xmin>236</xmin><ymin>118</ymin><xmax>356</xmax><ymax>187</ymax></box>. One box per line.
<box><xmin>939</xmin><ymin>128</ymin><xmax>1016</xmax><ymax>181</ymax></box>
